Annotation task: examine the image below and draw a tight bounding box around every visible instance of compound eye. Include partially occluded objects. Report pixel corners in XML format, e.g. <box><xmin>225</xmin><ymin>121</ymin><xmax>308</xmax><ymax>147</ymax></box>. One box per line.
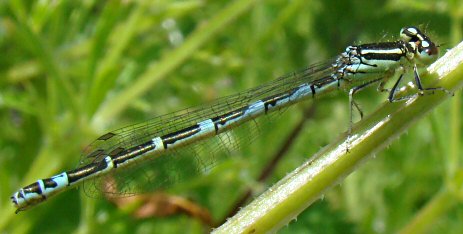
<box><xmin>417</xmin><ymin>40</ymin><xmax>438</xmax><ymax>64</ymax></box>
<box><xmin>420</xmin><ymin>40</ymin><xmax>438</xmax><ymax>56</ymax></box>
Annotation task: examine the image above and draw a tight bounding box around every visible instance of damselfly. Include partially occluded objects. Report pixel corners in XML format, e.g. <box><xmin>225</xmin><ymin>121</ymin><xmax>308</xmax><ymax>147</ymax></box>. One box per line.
<box><xmin>11</xmin><ymin>26</ymin><xmax>445</xmax><ymax>213</ymax></box>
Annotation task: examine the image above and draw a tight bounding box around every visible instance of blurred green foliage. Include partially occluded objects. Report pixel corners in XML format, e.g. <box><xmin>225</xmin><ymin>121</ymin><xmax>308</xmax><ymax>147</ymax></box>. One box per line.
<box><xmin>0</xmin><ymin>0</ymin><xmax>462</xmax><ymax>233</ymax></box>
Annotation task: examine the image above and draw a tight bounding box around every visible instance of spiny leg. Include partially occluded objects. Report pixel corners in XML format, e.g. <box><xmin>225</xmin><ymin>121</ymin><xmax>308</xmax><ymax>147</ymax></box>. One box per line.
<box><xmin>412</xmin><ymin>65</ymin><xmax>453</xmax><ymax>96</ymax></box>
<box><xmin>386</xmin><ymin>65</ymin><xmax>452</xmax><ymax>102</ymax></box>
<box><xmin>387</xmin><ymin>73</ymin><xmax>408</xmax><ymax>102</ymax></box>
<box><xmin>374</xmin><ymin>67</ymin><xmax>409</xmax><ymax>102</ymax></box>
<box><xmin>346</xmin><ymin>77</ymin><xmax>384</xmax><ymax>152</ymax></box>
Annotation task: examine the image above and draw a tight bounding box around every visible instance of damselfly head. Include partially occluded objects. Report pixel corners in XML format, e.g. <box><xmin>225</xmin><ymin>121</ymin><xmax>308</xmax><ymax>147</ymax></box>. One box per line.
<box><xmin>401</xmin><ymin>26</ymin><xmax>438</xmax><ymax>65</ymax></box>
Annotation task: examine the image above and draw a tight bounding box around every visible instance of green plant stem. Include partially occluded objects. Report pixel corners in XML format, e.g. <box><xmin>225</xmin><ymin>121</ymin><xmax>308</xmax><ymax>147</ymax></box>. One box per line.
<box><xmin>213</xmin><ymin>42</ymin><xmax>463</xmax><ymax>234</ymax></box>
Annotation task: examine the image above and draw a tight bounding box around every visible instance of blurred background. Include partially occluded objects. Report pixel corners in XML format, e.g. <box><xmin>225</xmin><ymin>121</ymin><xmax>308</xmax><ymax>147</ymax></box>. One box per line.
<box><xmin>0</xmin><ymin>0</ymin><xmax>462</xmax><ymax>233</ymax></box>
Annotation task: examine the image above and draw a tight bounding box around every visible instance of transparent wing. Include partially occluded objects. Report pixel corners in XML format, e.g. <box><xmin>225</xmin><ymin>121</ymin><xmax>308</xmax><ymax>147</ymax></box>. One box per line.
<box><xmin>87</xmin><ymin>115</ymin><xmax>265</xmax><ymax>198</ymax></box>
<box><xmin>80</xmin><ymin>60</ymin><xmax>335</xmax><ymax>198</ymax></box>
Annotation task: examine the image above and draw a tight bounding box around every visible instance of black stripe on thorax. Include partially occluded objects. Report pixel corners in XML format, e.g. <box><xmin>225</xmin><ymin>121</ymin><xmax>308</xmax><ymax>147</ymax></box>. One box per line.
<box><xmin>161</xmin><ymin>124</ymin><xmax>201</xmax><ymax>149</ymax></box>
<box><xmin>357</xmin><ymin>41</ymin><xmax>407</xmax><ymax>61</ymax></box>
